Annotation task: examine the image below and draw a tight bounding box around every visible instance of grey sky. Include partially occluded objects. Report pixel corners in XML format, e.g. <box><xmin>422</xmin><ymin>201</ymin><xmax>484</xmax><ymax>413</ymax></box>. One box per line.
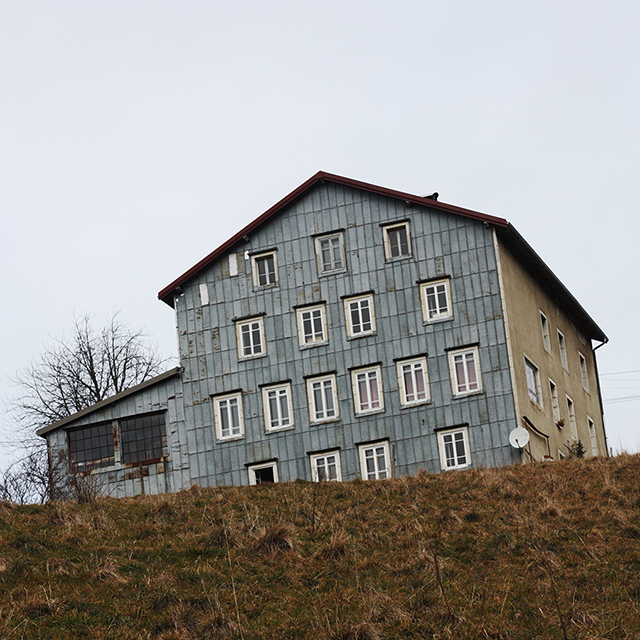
<box><xmin>2</xmin><ymin>1</ymin><xmax>639</xmax><ymax>463</ymax></box>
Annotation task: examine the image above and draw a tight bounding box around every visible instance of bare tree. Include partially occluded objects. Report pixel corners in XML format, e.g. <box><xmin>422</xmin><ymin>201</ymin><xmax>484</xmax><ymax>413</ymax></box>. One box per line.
<box><xmin>4</xmin><ymin>312</ymin><xmax>166</xmax><ymax>502</ymax></box>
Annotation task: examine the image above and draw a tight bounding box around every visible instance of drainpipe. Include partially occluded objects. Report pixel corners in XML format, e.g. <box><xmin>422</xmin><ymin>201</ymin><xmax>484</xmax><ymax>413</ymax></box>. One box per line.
<box><xmin>592</xmin><ymin>337</ymin><xmax>609</xmax><ymax>455</ymax></box>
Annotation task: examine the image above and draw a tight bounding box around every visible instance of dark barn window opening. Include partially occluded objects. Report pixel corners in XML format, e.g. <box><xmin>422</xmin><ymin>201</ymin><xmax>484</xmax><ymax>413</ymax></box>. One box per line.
<box><xmin>120</xmin><ymin>412</ymin><xmax>167</xmax><ymax>465</ymax></box>
<box><xmin>68</xmin><ymin>422</ymin><xmax>115</xmax><ymax>471</ymax></box>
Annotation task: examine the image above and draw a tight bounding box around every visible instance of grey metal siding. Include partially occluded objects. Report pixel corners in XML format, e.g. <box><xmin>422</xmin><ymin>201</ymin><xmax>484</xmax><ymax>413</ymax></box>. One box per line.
<box><xmin>177</xmin><ymin>182</ymin><xmax>519</xmax><ymax>486</ymax></box>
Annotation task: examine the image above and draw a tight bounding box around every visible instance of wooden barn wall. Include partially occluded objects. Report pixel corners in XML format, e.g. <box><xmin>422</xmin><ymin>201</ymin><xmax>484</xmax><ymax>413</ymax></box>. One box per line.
<box><xmin>175</xmin><ymin>182</ymin><xmax>519</xmax><ymax>487</ymax></box>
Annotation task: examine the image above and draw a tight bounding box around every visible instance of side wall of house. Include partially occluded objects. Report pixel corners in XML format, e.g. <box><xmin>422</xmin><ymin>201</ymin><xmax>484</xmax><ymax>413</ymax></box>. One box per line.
<box><xmin>46</xmin><ymin>374</ymin><xmax>189</xmax><ymax>498</ymax></box>
<box><xmin>496</xmin><ymin>237</ymin><xmax>606</xmax><ymax>461</ymax></box>
<box><xmin>174</xmin><ymin>182</ymin><xmax>519</xmax><ymax>486</ymax></box>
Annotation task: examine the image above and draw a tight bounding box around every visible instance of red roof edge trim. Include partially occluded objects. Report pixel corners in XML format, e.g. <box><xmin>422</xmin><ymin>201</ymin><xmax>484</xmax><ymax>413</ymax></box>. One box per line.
<box><xmin>158</xmin><ymin>171</ymin><xmax>509</xmax><ymax>307</ymax></box>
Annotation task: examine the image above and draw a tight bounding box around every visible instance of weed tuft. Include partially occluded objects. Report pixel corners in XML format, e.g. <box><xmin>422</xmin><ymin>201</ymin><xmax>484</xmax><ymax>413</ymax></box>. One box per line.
<box><xmin>253</xmin><ymin>522</ymin><xmax>297</xmax><ymax>555</ymax></box>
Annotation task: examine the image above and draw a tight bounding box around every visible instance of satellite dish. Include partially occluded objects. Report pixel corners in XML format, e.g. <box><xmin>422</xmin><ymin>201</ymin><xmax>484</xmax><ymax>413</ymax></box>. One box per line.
<box><xmin>509</xmin><ymin>427</ymin><xmax>530</xmax><ymax>449</ymax></box>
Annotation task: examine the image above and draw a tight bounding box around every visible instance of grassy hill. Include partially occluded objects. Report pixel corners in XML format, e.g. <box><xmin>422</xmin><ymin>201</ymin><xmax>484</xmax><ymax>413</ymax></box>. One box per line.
<box><xmin>1</xmin><ymin>454</ymin><xmax>639</xmax><ymax>639</ymax></box>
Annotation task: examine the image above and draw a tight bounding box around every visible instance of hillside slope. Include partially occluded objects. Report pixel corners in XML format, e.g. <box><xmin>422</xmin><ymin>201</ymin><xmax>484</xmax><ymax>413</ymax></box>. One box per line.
<box><xmin>1</xmin><ymin>455</ymin><xmax>639</xmax><ymax>639</ymax></box>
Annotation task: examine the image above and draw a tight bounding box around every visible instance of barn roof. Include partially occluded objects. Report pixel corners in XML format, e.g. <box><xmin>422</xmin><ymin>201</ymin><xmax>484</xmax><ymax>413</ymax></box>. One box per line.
<box><xmin>36</xmin><ymin>367</ymin><xmax>183</xmax><ymax>437</ymax></box>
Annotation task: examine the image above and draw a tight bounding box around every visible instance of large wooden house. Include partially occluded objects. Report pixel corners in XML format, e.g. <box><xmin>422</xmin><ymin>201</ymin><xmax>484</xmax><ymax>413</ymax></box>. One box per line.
<box><xmin>39</xmin><ymin>172</ymin><xmax>608</xmax><ymax>497</ymax></box>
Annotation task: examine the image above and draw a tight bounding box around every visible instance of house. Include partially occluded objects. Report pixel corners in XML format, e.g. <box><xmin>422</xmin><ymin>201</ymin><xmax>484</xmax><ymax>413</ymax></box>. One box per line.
<box><xmin>38</xmin><ymin>171</ymin><xmax>608</xmax><ymax>497</ymax></box>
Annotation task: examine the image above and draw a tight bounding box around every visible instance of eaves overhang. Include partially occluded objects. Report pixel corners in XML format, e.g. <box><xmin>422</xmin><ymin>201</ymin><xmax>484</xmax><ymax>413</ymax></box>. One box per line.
<box><xmin>157</xmin><ymin>171</ymin><xmax>509</xmax><ymax>307</ymax></box>
<box><xmin>36</xmin><ymin>366</ymin><xmax>183</xmax><ymax>438</ymax></box>
<box><xmin>495</xmin><ymin>224</ymin><xmax>607</xmax><ymax>343</ymax></box>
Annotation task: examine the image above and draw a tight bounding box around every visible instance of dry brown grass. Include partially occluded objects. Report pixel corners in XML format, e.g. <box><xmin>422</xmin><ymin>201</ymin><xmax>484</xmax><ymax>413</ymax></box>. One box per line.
<box><xmin>1</xmin><ymin>455</ymin><xmax>640</xmax><ymax>638</ymax></box>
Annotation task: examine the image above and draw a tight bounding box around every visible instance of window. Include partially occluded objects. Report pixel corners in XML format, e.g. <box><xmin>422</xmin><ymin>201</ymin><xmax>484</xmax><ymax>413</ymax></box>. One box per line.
<box><xmin>437</xmin><ymin>427</ymin><xmax>470</xmax><ymax>470</ymax></box>
<box><xmin>588</xmin><ymin>417</ymin><xmax>599</xmax><ymax>456</ymax></box>
<box><xmin>382</xmin><ymin>222</ymin><xmax>411</xmax><ymax>259</ymax></box>
<box><xmin>236</xmin><ymin>317</ymin><xmax>265</xmax><ymax>359</ymax></box>
<box><xmin>448</xmin><ymin>347</ymin><xmax>482</xmax><ymax>396</ymax></box>
<box><xmin>262</xmin><ymin>384</ymin><xmax>293</xmax><ymax>432</ymax></box>
<box><xmin>296</xmin><ymin>305</ymin><xmax>327</xmax><ymax>347</ymax></box>
<box><xmin>358</xmin><ymin>441</ymin><xmax>390</xmax><ymax>480</ymax></box>
<box><xmin>310</xmin><ymin>451</ymin><xmax>342</xmax><ymax>482</ymax></box>
<box><xmin>420</xmin><ymin>279</ymin><xmax>452</xmax><ymax>322</ymax></box>
<box><xmin>119</xmin><ymin>413</ymin><xmax>167</xmax><ymax>465</ymax></box>
<box><xmin>558</xmin><ymin>330</ymin><xmax>568</xmax><ymax>370</ymax></box>
<box><xmin>214</xmin><ymin>393</ymin><xmax>244</xmax><ymax>441</ymax></box>
<box><xmin>540</xmin><ymin>311</ymin><xmax>550</xmax><ymax>353</ymax></box>
<box><xmin>307</xmin><ymin>375</ymin><xmax>339</xmax><ymax>423</ymax></box>
<box><xmin>248</xmin><ymin>461</ymin><xmax>278</xmax><ymax>485</ymax></box>
<box><xmin>549</xmin><ymin>379</ymin><xmax>561</xmax><ymax>425</ymax></box>
<box><xmin>397</xmin><ymin>358</ymin><xmax>430</xmax><ymax>406</ymax></box>
<box><xmin>579</xmin><ymin>353</ymin><xmax>589</xmax><ymax>392</ymax></box>
<box><xmin>525</xmin><ymin>357</ymin><xmax>542</xmax><ymax>406</ymax></box>
<box><xmin>352</xmin><ymin>366</ymin><xmax>384</xmax><ymax>415</ymax></box>
<box><xmin>566</xmin><ymin>396</ymin><xmax>577</xmax><ymax>440</ymax></box>
<box><xmin>344</xmin><ymin>294</ymin><xmax>376</xmax><ymax>338</ymax></box>
<box><xmin>67</xmin><ymin>422</ymin><xmax>115</xmax><ymax>471</ymax></box>
<box><xmin>251</xmin><ymin>252</ymin><xmax>277</xmax><ymax>287</ymax></box>
<box><xmin>315</xmin><ymin>233</ymin><xmax>345</xmax><ymax>274</ymax></box>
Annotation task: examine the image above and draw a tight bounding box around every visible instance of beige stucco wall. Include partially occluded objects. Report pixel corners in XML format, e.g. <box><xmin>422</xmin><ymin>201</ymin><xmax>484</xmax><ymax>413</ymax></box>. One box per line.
<box><xmin>495</xmin><ymin>233</ymin><xmax>606</xmax><ymax>462</ymax></box>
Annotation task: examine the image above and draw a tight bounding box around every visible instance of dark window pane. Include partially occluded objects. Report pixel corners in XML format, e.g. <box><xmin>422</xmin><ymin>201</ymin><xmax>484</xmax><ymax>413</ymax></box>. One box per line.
<box><xmin>68</xmin><ymin>422</ymin><xmax>115</xmax><ymax>471</ymax></box>
<box><xmin>119</xmin><ymin>413</ymin><xmax>167</xmax><ymax>465</ymax></box>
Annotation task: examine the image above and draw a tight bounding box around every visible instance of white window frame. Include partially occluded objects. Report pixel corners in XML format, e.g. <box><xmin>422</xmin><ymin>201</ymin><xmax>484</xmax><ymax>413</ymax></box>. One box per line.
<box><xmin>344</xmin><ymin>294</ymin><xmax>376</xmax><ymax>338</ymax></box>
<box><xmin>588</xmin><ymin>416</ymin><xmax>598</xmax><ymax>456</ymax></box>
<box><xmin>247</xmin><ymin>461</ymin><xmax>279</xmax><ymax>485</ymax></box>
<box><xmin>420</xmin><ymin>279</ymin><xmax>453</xmax><ymax>323</ymax></box>
<box><xmin>351</xmin><ymin>365</ymin><xmax>384</xmax><ymax>415</ymax></box>
<box><xmin>397</xmin><ymin>357</ymin><xmax>430</xmax><ymax>406</ymax></box>
<box><xmin>448</xmin><ymin>347</ymin><xmax>482</xmax><ymax>396</ymax></box>
<box><xmin>251</xmin><ymin>251</ymin><xmax>277</xmax><ymax>288</ymax></box>
<box><xmin>358</xmin><ymin>441</ymin><xmax>391</xmax><ymax>480</ymax></box>
<box><xmin>236</xmin><ymin>316</ymin><xmax>266</xmax><ymax>360</ymax></box>
<box><xmin>262</xmin><ymin>383</ymin><xmax>294</xmax><ymax>432</ymax></box>
<box><xmin>382</xmin><ymin>221</ymin><xmax>411</xmax><ymax>259</ymax></box>
<box><xmin>310</xmin><ymin>450</ymin><xmax>342</xmax><ymax>482</ymax></box>
<box><xmin>213</xmin><ymin>392</ymin><xmax>244</xmax><ymax>441</ymax></box>
<box><xmin>315</xmin><ymin>232</ymin><xmax>345</xmax><ymax>274</ymax></box>
<box><xmin>307</xmin><ymin>374</ymin><xmax>339</xmax><ymax>424</ymax></box>
<box><xmin>437</xmin><ymin>427</ymin><xmax>471</xmax><ymax>471</ymax></box>
<box><xmin>540</xmin><ymin>311</ymin><xmax>551</xmax><ymax>353</ymax></box>
<box><xmin>579</xmin><ymin>352</ymin><xmax>590</xmax><ymax>393</ymax></box>
<box><xmin>566</xmin><ymin>395</ymin><xmax>577</xmax><ymax>440</ymax></box>
<box><xmin>549</xmin><ymin>379</ymin><xmax>561</xmax><ymax>425</ymax></box>
<box><xmin>524</xmin><ymin>357</ymin><xmax>542</xmax><ymax>407</ymax></box>
<box><xmin>558</xmin><ymin>330</ymin><xmax>568</xmax><ymax>370</ymax></box>
<box><xmin>296</xmin><ymin>304</ymin><xmax>328</xmax><ymax>347</ymax></box>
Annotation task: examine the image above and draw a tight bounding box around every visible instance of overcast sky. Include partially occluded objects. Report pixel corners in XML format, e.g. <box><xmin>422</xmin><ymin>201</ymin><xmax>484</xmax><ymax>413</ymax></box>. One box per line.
<box><xmin>2</xmin><ymin>1</ymin><xmax>639</xmax><ymax>465</ymax></box>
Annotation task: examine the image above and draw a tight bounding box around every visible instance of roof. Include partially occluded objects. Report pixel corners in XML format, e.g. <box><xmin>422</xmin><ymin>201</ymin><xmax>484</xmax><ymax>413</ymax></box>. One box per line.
<box><xmin>157</xmin><ymin>171</ymin><xmax>607</xmax><ymax>343</ymax></box>
<box><xmin>495</xmin><ymin>224</ymin><xmax>607</xmax><ymax>343</ymax></box>
<box><xmin>36</xmin><ymin>367</ymin><xmax>183</xmax><ymax>437</ymax></box>
<box><xmin>157</xmin><ymin>171</ymin><xmax>508</xmax><ymax>307</ymax></box>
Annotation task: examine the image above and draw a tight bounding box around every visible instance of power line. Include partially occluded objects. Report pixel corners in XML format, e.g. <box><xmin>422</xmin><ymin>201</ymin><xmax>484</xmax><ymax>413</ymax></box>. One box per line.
<box><xmin>600</xmin><ymin>369</ymin><xmax>640</xmax><ymax>376</ymax></box>
<box><xmin>603</xmin><ymin>395</ymin><xmax>640</xmax><ymax>405</ymax></box>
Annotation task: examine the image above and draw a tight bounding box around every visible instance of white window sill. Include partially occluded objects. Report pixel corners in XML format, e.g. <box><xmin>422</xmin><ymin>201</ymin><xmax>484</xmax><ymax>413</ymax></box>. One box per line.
<box><xmin>400</xmin><ymin>400</ymin><xmax>432</xmax><ymax>409</ymax></box>
<box><xmin>265</xmin><ymin>425</ymin><xmax>295</xmax><ymax>435</ymax></box>
<box><xmin>355</xmin><ymin>408</ymin><xmax>385</xmax><ymax>417</ymax></box>
<box><xmin>452</xmin><ymin>390</ymin><xmax>484</xmax><ymax>399</ymax></box>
